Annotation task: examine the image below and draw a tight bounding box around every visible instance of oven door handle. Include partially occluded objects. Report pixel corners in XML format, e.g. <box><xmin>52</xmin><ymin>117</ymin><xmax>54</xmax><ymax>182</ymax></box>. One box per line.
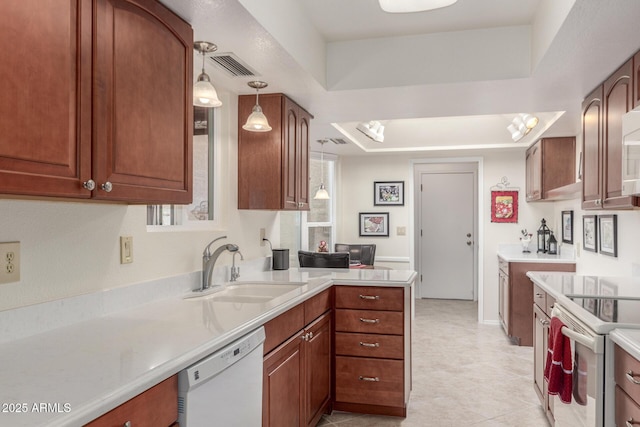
<box><xmin>560</xmin><ymin>326</ymin><xmax>599</xmax><ymax>353</ymax></box>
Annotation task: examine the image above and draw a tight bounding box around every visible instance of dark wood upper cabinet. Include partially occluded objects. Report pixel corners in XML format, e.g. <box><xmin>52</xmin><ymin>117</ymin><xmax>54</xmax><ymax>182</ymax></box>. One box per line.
<box><xmin>238</xmin><ymin>93</ymin><xmax>312</xmax><ymax>210</ymax></box>
<box><xmin>582</xmin><ymin>57</ymin><xmax>639</xmax><ymax>210</ymax></box>
<box><xmin>525</xmin><ymin>137</ymin><xmax>575</xmax><ymax>202</ymax></box>
<box><xmin>0</xmin><ymin>0</ymin><xmax>193</xmax><ymax>204</ymax></box>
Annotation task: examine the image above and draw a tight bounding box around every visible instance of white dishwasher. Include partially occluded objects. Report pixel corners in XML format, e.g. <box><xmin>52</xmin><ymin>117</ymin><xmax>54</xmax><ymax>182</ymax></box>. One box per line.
<box><xmin>178</xmin><ymin>327</ymin><xmax>265</xmax><ymax>426</ymax></box>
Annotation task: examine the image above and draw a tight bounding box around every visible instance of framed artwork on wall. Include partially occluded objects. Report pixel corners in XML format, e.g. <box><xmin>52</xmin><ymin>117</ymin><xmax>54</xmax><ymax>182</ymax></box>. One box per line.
<box><xmin>490</xmin><ymin>190</ymin><xmax>518</xmax><ymax>223</ymax></box>
<box><xmin>194</xmin><ymin>106</ymin><xmax>208</xmax><ymax>136</ymax></box>
<box><xmin>359</xmin><ymin>212</ymin><xmax>389</xmax><ymax>237</ymax></box>
<box><xmin>599</xmin><ymin>214</ymin><xmax>618</xmax><ymax>257</ymax></box>
<box><xmin>583</xmin><ymin>215</ymin><xmax>597</xmax><ymax>253</ymax></box>
<box><xmin>562</xmin><ymin>210</ymin><xmax>573</xmax><ymax>244</ymax></box>
<box><xmin>374</xmin><ymin>181</ymin><xmax>404</xmax><ymax>206</ymax></box>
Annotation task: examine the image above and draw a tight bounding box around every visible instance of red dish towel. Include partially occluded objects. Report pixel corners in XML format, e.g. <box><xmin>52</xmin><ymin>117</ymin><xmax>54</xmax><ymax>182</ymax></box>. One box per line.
<box><xmin>544</xmin><ymin>316</ymin><xmax>573</xmax><ymax>404</ymax></box>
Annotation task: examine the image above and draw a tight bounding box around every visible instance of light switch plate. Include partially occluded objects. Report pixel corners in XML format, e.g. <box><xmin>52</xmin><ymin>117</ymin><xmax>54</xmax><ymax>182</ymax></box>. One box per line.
<box><xmin>397</xmin><ymin>226</ymin><xmax>406</xmax><ymax>236</ymax></box>
<box><xmin>0</xmin><ymin>241</ymin><xmax>21</xmax><ymax>284</ymax></box>
<box><xmin>120</xmin><ymin>236</ymin><xmax>133</xmax><ymax>264</ymax></box>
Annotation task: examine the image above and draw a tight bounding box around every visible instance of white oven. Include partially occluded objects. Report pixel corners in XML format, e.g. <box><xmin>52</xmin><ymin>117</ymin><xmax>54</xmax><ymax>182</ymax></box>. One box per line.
<box><xmin>551</xmin><ymin>303</ymin><xmax>606</xmax><ymax>426</ymax></box>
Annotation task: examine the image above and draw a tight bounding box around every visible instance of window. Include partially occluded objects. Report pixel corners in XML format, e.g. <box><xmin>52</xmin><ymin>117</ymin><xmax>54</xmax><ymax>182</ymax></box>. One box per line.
<box><xmin>302</xmin><ymin>153</ymin><xmax>336</xmax><ymax>251</ymax></box>
<box><xmin>147</xmin><ymin>106</ymin><xmax>220</xmax><ymax>229</ymax></box>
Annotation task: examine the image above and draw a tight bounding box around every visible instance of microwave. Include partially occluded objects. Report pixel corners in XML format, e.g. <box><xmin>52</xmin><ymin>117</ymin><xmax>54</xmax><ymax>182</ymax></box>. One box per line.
<box><xmin>622</xmin><ymin>108</ymin><xmax>640</xmax><ymax>195</ymax></box>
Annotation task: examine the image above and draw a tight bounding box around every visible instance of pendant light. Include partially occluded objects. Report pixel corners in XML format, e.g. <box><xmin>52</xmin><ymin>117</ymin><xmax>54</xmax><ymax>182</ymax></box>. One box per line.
<box><xmin>193</xmin><ymin>41</ymin><xmax>222</xmax><ymax>108</ymax></box>
<box><xmin>242</xmin><ymin>81</ymin><xmax>272</xmax><ymax>132</ymax></box>
<box><xmin>314</xmin><ymin>140</ymin><xmax>330</xmax><ymax>200</ymax></box>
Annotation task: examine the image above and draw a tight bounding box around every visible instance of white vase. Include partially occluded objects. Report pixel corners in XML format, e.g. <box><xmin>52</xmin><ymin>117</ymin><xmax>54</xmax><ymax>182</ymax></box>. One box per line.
<box><xmin>520</xmin><ymin>236</ymin><xmax>531</xmax><ymax>253</ymax></box>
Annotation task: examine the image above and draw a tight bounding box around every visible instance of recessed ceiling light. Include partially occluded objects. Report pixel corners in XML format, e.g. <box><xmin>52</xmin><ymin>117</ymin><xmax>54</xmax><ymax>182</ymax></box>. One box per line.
<box><xmin>378</xmin><ymin>0</ymin><xmax>458</xmax><ymax>13</ymax></box>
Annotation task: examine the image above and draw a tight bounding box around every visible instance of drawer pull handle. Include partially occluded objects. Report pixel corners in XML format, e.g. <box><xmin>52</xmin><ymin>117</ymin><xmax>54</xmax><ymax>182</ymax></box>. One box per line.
<box><xmin>627</xmin><ymin>419</ymin><xmax>640</xmax><ymax>427</ymax></box>
<box><xmin>359</xmin><ymin>318</ymin><xmax>380</xmax><ymax>324</ymax></box>
<box><xmin>535</xmin><ymin>293</ymin><xmax>543</xmax><ymax>297</ymax></box>
<box><xmin>359</xmin><ymin>295</ymin><xmax>380</xmax><ymax>300</ymax></box>
<box><xmin>539</xmin><ymin>318</ymin><xmax>550</xmax><ymax>326</ymax></box>
<box><xmin>359</xmin><ymin>342</ymin><xmax>380</xmax><ymax>348</ymax></box>
<box><xmin>626</xmin><ymin>371</ymin><xmax>640</xmax><ymax>385</ymax></box>
<box><xmin>359</xmin><ymin>376</ymin><xmax>379</xmax><ymax>382</ymax></box>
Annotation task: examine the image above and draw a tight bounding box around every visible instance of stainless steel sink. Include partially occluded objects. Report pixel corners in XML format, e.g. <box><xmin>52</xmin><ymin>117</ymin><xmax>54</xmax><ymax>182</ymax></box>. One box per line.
<box><xmin>184</xmin><ymin>281</ymin><xmax>306</xmax><ymax>302</ymax></box>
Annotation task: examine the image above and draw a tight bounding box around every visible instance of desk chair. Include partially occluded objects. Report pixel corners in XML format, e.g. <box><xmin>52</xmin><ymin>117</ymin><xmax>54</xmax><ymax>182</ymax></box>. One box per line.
<box><xmin>298</xmin><ymin>250</ymin><xmax>350</xmax><ymax>268</ymax></box>
<box><xmin>334</xmin><ymin>244</ymin><xmax>376</xmax><ymax>266</ymax></box>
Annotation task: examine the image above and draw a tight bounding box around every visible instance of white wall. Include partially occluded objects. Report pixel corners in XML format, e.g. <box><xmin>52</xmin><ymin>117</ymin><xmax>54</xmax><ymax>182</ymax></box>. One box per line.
<box><xmin>337</xmin><ymin>149</ymin><xmax>555</xmax><ymax>323</ymax></box>
<box><xmin>0</xmin><ymin>91</ymin><xmax>279</xmax><ymax>312</ymax></box>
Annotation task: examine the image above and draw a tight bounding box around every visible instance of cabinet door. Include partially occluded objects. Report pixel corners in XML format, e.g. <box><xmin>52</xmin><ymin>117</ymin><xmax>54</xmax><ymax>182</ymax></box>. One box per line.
<box><xmin>533</xmin><ymin>303</ymin><xmax>548</xmax><ymax>403</ymax></box>
<box><xmin>0</xmin><ymin>0</ymin><xmax>92</xmax><ymax>199</ymax></box>
<box><xmin>282</xmin><ymin>97</ymin><xmax>299</xmax><ymax>210</ymax></box>
<box><xmin>263</xmin><ymin>332</ymin><xmax>304</xmax><ymax>427</ymax></box>
<box><xmin>603</xmin><ymin>58</ymin><xmax>637</xmax><ymax>209</ymax></box>
<box><xmin>93</xmin><ymin>0</ymin><xmax>193</xmax><ymax>203</ymax></box>
<box><xmin>297</xmin><ymin>109</ymin><xmax>311</xmax><ymax>210</ymax></box>
<box><xmin>582</xmin><ymin>85</ymin><xmax>604</xmax><ymax>209</ymax></box>
<box><xmin>526</xmin><ymin>142</ymin><xmax>542</xmax><ymax>201</ymax></box>
<box><xmin>305</xmin><ymin>312</ymin><xmax>331</xmax><ymax>427</ymax></box>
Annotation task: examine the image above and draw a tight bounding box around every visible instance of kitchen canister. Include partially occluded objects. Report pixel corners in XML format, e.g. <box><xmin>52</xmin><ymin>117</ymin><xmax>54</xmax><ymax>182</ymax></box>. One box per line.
<box><xmin>272</xmin><ymin>249</ymin><xmax>289</xmax><ymax>270</ymax></box>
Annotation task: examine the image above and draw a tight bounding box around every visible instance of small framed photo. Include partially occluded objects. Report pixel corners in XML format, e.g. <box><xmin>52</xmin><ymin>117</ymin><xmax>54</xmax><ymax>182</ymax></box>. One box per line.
<box><xmin>374</xmin><ymin>181</ymin><xmax>404</xmax><ymax>206</ymax></box>
<box><xmin>583</xmin><ymin>215</ymin><xmax>597</xmax><ymax>253</ymax></box>
<box><xmin>599</xmin><ymin>280</ymin><xmax>618</xmax><ymax>322</ymax></box>
<box><xmin>194</xmin><ymin>106</ymin><xmax>209</xmax><ymax>136</ymax></box>
<box><xmin>359</xmin><ymin>212</ymin><xmax>389</xmax><ymax>237</ymax></box>
<box><xmin>562</xmin><ymin>210</ymin><xmax>573</xmax><ymax>244</ymax></box>
<box><xmin>599</xmin><ymin>214</ymin><xmax>618</xmax><ymax>257</ymax></box>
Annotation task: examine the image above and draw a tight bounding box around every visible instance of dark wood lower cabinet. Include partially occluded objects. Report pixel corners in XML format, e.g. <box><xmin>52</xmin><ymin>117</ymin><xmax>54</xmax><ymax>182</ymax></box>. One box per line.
<box><xmin>262</xmin><ymin>291</ymin><xmax>332</xmax><ymax>427</ymax></box>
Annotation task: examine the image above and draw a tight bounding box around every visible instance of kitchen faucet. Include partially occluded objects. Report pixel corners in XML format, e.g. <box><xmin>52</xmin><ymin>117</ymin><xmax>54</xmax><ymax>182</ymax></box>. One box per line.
<box><xmin>201</xmin><ymin>236</ymin><xmax>241</xmax><ymax>292</ymax></box>
<box><xmin>230</xmin><ymin>251</ymin><xmax>244</xmax><ymax>282</ymax></box>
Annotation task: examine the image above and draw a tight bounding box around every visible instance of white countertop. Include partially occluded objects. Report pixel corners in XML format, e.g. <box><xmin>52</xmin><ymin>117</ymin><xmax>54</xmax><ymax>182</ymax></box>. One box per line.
<box><xmin>497</xmin><ymin>244</ymin><xmax>576</xmax><ymax>263</ymax></box>
<box><xmin>0</xmin><ymin>267</ymin><xmax>416</xmax><ymax>427</ymax></box>
<box><xmin>611</xmin><ymin>329</ymin><xmax>640</xmax><ymax>361</ymax></box>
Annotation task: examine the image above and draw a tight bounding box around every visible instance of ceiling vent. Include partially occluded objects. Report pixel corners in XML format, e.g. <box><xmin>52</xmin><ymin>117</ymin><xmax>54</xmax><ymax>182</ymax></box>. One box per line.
<box><xmin>330</xmin><ymin>138</ymin><xmax>349</xmax><ymax>145</ymax></box>
<box><xmin>207</xmin><ymin>52</ymin><xmax>258</xmax><ymax>77</ymax></box>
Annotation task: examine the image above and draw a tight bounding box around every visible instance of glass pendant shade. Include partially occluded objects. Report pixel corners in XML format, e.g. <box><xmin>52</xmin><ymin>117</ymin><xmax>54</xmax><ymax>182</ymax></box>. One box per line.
<box><xmin>314</xmin><ymin>183</ymin><xmax>330</xmax><ymax>200</ymax></box>
<box><xmin>242</xmin><ymin>105</ymin><xmax>272</xmax><ymax>132</ymax></box>
<box><xmin>193</xmin><ymin>74</ymin><xmax>222</xmax><ymax>108</ymax></box>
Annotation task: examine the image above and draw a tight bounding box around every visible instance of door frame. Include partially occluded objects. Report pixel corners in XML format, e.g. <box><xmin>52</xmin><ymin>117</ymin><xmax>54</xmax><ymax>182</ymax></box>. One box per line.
<box><xmin>409</xmin><ymin>157</ymin><xmax>485</xmax><ymax>322</ymax></box>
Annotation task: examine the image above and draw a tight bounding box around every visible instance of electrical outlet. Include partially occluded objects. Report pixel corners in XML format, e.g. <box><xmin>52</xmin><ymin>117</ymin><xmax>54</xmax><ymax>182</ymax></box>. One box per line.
<box><xmin>0</xmin><ymin>242</ymin><xmax>20</xmax><ymax>284</ymax></box>
<box><xmin>260</xmin><ymin>228</ymin><xmax>266</xmax><ymax>246</ymax></box>
<box><xmin>120</xmin><ymin>236</ymin><xmax>133</xmax><ymax>264</ymax></box>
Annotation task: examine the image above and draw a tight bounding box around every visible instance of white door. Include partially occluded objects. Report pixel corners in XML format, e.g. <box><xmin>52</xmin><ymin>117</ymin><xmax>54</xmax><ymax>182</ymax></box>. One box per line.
<box><xmin>416</xmin><ymin>163</ymin><xmax>477</xmax><ymax>300</ymax></box>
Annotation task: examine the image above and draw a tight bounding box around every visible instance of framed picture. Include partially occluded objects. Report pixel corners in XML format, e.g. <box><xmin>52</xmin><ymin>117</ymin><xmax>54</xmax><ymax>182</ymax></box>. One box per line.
<box><xmin>583</xmin><ymin>215</ymin><xmax>597</xmax><ymax>252</ymax></box>
<box><xmin>490</xmin><ymin>190</ymin><xmax>518</xmax><ymax>223</ymax></box>
<box><xmin>194</xmin><ymin>106</ymin><xmax>209</xmax><ymax>136</ymax></box>
<box><xmin>599</xmin><ymin>214</ymin><xmax>618</xmax><ymax>257</ymax></box>
<box><xmin>374</xmin><ymin>181</ymin><xmax>404</xmax><ymax>206</ymax></box>
<box><xmin>359</xmin><ymin>212</ymin><xmax>389</xmax><ymax>237</ymax></box>
<box><xmin>562</xmin><ymin>210</ymin><xmax>573</xmax><ymax>244</ymax></box>
<box><xmin>599</xmin><ymin>280</ymin><xmax>618</xmax><ymax>322</ymax></box>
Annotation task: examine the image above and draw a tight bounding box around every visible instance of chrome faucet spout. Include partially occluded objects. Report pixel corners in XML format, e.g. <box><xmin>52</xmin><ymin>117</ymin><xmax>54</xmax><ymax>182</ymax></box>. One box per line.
<box><xmin>201</xmin><ymin>238</ymin><xmax>241</xmax><ymax>291</ymax></box>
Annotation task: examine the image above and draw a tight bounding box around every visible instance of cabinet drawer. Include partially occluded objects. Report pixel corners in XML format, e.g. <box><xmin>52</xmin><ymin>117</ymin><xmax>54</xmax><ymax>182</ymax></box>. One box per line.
<box><xmin>304</xmin><ymin>287</ymin><xmax>332</xmax><ymax>325</ymax></box>
<box><xmin>335</xmin><ymin>356</ymin><xmax>404</xmax><ymax>407</ymax></box>
<box><xmin>85</xmin><ymin>375</ymin><xmax>177</xmax><ymax>427</ymax></box>
<box><xmin>616</xmin><ymin>386</ymin><xmax>640</xmax><ymax>426</ymax></box>
<box><xmin>335</xmin><ymin>309</ymin><xmax>403</xmax><ymax>335</ymax></box>
<box><xmin>533</xmin><ymin>284</ymin><xmax>546</xmax><ymax>310</ymax></box>
<box><xmin>335</xmin><ymin>332</ymin><xmax>403</xmax><ymax>359</ymax></box>
<box><xmin>335</xmin><ymin>286</ymin><xmax>404</xmax><ymax>311</ymax></box>
<box><xmin>263</xmin><ymin>303</ymin><xmax>304</xmax><ymax>355</ymax></box>
<box><xmin>546</xmin><ymin>294</ymin><xmax>556</xmax><ymax>317</ymax></box>
<box><xmin>615</xmin><ymin>344</ymin><xmax>640</xmax><ymax>404</ymax></box>
<box><xmin>498</xmin><ymin>257</ymin><xmax>509</xmax><ymax>275</ymax></box>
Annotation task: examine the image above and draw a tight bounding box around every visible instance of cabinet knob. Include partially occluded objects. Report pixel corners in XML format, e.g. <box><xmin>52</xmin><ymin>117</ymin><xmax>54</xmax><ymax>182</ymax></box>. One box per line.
<box><xmin>101</xmin><ymin>182</ymin><xmax>113</xmax><ymax>192</ymax></box>
<box><xmin>539</xmin><ymin>318</ymin><xmax>550</xmax><ymax>326</ymax></box>
<box><xmin>123</xmin><ymin>422</ymin><xmax>131</xmax><ymax>427</ymax></box>
<box><xmin>82</xmin><ymin>179</ymin><xmax>96</xmax><ymax>191</ymax></box>
<box><xmin>308</xmin><ymin>331</ymin><xmax>313</xmax><ymax>339</ymax></box>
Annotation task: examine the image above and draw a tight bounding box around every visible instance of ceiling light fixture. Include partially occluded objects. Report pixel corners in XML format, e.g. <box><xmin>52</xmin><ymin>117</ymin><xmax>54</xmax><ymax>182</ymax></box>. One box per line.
<box><xmin>357</xmin><ymin>121</ymin><xmax>385</xmax><ymax>143</ymax></box>
<box><xmin>193</xmin><ymin>41</ymin><xmax>222</xmax><ymax>108</ymax></box>
<box><xmin>507</xmin><ymin>114</ymin><xmax>539</xmax><ymax>142</ymax></box>
<box><xmin>242</xmin><ymin>81</ymin><xmax>272</xmax><ymax>132</ymax></box>
<box><xmin>378</xmin><ymin>0</ymin><xmax>458</xmax><ymax>13</ymax></box>
<box><xmin>314</xmin><ymin>140</ymin><xmax>330</xmax><ymax>200</ymax></box>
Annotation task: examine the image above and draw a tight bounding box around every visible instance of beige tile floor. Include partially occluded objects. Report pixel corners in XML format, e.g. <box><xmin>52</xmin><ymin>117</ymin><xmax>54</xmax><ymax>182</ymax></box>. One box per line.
<box><xmin>319</xmin><ymin>298</ymin><xmax>549</xmax><ymax>426</ymax></box>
